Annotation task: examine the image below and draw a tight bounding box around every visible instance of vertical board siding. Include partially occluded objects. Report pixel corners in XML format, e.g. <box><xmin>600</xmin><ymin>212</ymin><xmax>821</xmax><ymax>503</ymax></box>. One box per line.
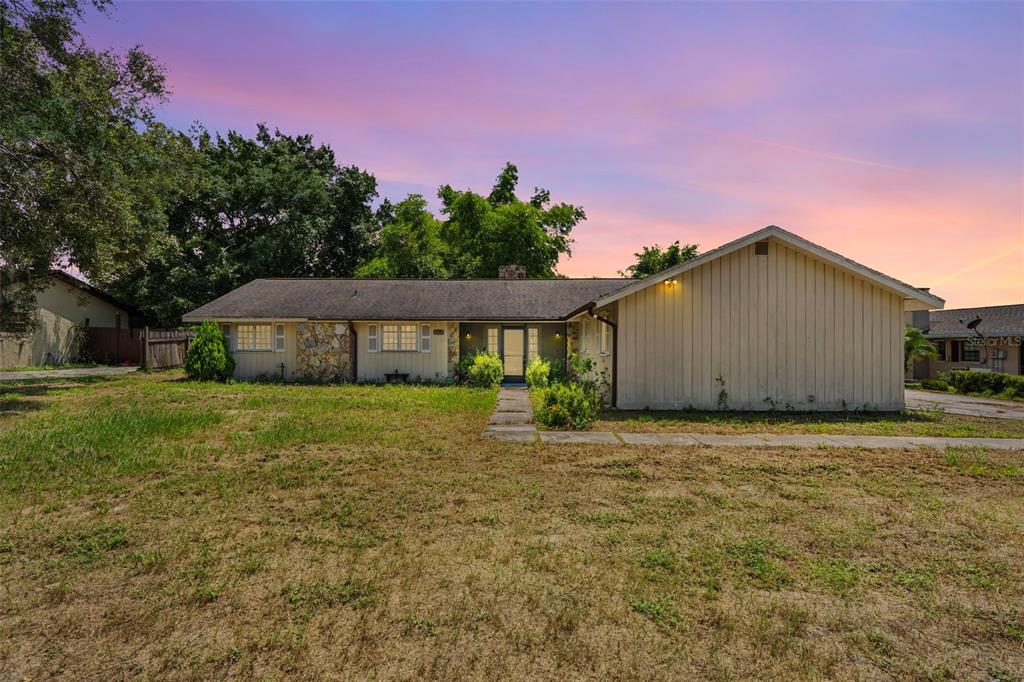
<box><xmin>232</xmin><ymin>321</ymin><xmax>298</xmax><ymax>380</ymax></box>
<box><xmin>356</xmin><ymin>321</ymin><xmax>449</xmax><ymax>382</ymax></box>
<box><xmin>616</xmin><ymin>241</ymin><xmax>905</xmax><ymax>411</ymax></box>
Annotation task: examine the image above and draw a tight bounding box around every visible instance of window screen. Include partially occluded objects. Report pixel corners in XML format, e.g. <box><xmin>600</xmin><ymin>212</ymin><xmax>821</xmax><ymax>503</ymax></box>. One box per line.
<box><xmin>236</xmin><ymin>324</ymin><xmax>272</xmax><ymax>351</ymax></box>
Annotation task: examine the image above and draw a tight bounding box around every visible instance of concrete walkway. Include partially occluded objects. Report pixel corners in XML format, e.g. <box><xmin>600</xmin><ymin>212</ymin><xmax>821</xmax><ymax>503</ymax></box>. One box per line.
<box><xmin>484</xmin><ymin>387</ymin><xmax>539</xmax><ymax>442</ymax></box>
<box><xmin>482</xmin><ymin>392</ymin><xmax>1024</xmax><ymax>449</ymax></box>
<box><xmin>0</xmin><ymin>366</ymin><xmax>139</xmax><ymax>382</ymax></box>
<box><xmin>906</xmin><ymin>389</ymin><xmax>1024</xmax><ymax>421</ymax></box>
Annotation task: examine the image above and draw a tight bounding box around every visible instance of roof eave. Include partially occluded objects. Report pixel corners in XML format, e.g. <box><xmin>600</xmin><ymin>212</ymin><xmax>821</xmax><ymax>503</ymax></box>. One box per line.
<box><xmin>594</xmin><ymin>225</ymin><xmax>946</xmax><ymax>310</ymax></box>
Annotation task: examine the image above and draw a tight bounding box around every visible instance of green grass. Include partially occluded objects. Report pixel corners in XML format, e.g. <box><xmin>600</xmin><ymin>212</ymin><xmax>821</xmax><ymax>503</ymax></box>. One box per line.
<box><xmin>1</xmin><ymin>371</ymin><xmax>1022</xmax><ymax>680</ymax></box>
<box><xmin>596</xmin><ymin>407</ymin><xmax>1024</xmax><ymax>437</ymax></box>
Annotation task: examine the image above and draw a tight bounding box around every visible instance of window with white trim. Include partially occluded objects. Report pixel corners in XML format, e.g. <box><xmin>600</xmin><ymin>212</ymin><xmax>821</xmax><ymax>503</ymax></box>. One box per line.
<box><xmin>487</xmin><ymin>327</ymin><xmax>499</xmax><ymax>354</ymax></box>
<box><xmin>274</xmin><ymin>323</ymin><xmax>286</xmax><ymax>352</ymax></box>
<box><xmin>236</xmin><ymin>323</ymin><xmax>272</xmax><ymax>351</ymax></box>
<box><xmin>528</xmin><ymin>328</ymin><xmax>539</xmax><ymax>361</ymax></box>
<box><xmin>420</xmin><ymin>324</ymin><xmax>432</xmax><ymax>353</ymax></box>
<box><xmin>220</xmin><ymin>323</ymin><xmax>232</xmax><ymax>351</ymax></box>
<box><xmin>367</xmin><ymin>324</ymin><xmax>379</xmax><ymax>352</ymax></box>
<box><xmin>581</xmin><ymin>319</ymin><xmax>590</xmax><ymax>354</ymax></box>
<box><xmin>381</xmin><ymin>323</ymin><xmax>419</xmax><ymax>352</ymax></box>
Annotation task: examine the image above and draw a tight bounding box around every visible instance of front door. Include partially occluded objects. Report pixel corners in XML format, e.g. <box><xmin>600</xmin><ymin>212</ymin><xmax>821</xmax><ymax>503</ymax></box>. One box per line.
<box><xmin>503</xmin><ymin>328</ymin><xmax>524</xmax><ymax>380</ymax></box>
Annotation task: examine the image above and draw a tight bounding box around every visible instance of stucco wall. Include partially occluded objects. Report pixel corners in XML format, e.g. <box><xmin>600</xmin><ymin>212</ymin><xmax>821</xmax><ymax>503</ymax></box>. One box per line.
<box><xmin>1</xmin><ymin>278</ymin><xmax>130</xmax><ymax>368</ymax></box>
<box><xmin>615</xmin><ymin>239</ymin><xmax>906</xmax><ymax>411</ymax></box>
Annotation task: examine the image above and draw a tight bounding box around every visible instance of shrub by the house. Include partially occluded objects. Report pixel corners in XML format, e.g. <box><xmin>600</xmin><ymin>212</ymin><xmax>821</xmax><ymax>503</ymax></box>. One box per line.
<box><xmin>920</xmin><ymin>378</ymin><xmax>950</xmax><ymax>392</ymax></box>
<box><xmin>465</xmin><ymin>352</ymin><xmax>504</xmax><ymax>388</ymax></box>
<box><xmin>534</xmin><ymin>381</ymin><xmax>599</xmax><ymax>430</ymax></box>
<box><xmin>525</xmin><ymin>356</ymin><xmax>550</xmax><ymax>388</ymax></box>
<box><xmin>940</xmin><ymin>370</ymin><xmax>1024</xmax><ymax>400</ymax></box>
<box><xmin>184</xmin><ymin>321</ymin><xmax>235</xmax><ymax>382</ymax></box>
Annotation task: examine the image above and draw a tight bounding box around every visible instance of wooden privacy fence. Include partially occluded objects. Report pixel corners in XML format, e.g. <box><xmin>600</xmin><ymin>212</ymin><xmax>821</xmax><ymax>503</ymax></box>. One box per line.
<box><xmin>141</xmin><ymin>328</ymin><xmax>195</xmax><ymax>369</ymax></box>
<box><xmin>84</xmin><ymin>327</ymin><xmax>194</xmax><ymax>369</ymax></box>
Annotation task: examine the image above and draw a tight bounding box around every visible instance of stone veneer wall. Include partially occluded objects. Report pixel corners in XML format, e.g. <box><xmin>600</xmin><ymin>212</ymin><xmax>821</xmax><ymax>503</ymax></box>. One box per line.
<box><xmin>296</xmin><ymin>321</ymin><xmax>352</xmax><ymax>382</ymax></box>
<box><xmin>447</xmin><ymin>321</ymin><xmax>459</xmax><ymax>378</ymax></box>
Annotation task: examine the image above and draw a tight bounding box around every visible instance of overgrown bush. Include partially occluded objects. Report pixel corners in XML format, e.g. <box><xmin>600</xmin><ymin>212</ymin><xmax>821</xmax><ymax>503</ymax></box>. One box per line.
<box><xmin>525</xmin><ymin>356</ymin><xmax>550</xmax><ymax>388</ymax></box>
<box><xmin>184</xmin><ymin>321</ymin><xmax>235</xmax><ymax>381</ymax></box>
<box><xmin>534</xmin><ymin>381</ymin><xmax>599</xmax><ymax>430</ymax></box>
<box><xmin>465</xmin><ymin>352</ymin><xmax>504</xmax><ymax>388</ymax></box>
<box><xmin>940</xmin><ymin>370</ymin><xmax>1024</xmax><ymax>399</ymax></box>
<box><xmin>920</xmin><ymin>378</ymin><xmax>949</xmax><ymax>392</ymax></box>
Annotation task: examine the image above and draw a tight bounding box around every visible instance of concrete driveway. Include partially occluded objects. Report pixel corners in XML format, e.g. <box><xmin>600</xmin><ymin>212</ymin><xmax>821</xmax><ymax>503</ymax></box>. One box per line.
<box><xmin>906</xmin><ymin>389</ymin><xmax>1024</xmax><ymax>421</ymax></box>
<box><xmin>0</xmin><ymin>366</ymin><xmax>139</xmax><ymax>383</ymax></box>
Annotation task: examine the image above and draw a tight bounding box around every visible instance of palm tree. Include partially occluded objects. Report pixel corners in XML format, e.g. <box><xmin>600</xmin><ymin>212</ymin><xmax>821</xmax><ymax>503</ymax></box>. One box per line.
<box><xmin>904</xmin><ymin>325</ymin><xmax>938</xmax><ymax>371</ymax></box>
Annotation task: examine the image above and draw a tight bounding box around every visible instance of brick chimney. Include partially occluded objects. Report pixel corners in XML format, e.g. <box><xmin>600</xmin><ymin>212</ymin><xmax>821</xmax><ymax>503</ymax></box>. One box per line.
<box><xmin>498</xmin><ymin>265</ymin><xmax>526</xmax><ymax>280</ymax></box>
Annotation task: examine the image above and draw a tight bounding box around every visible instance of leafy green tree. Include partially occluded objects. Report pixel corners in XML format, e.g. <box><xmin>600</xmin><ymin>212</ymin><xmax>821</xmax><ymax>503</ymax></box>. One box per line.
<box><xmin>619</xmin><ymin>241</ymin><xmax>700</xmax><ymax>278</ymax></box>
<box><xmin>356</xmin><ymin>194</ymin><xmax>448</xmax><ymax>278</ymax></box>
<box><xmin>1</xmin><ymin>0</ymin><xmax>182</xmax><ymax>284</ymax></box>
<box><xmin>184</xmin><ymin>321</ymin><xmax>235</xmax><ymax>381</ymax></box>
<box><xmin>904</xmin><ymin>325</ymin><xmax>938</xmax><ymax>371</ymax></box>
<box><xmin>106</xmin><ymin>125</ymin><xmax>378</xmax><ymax>325</ymax></box>
<box><xmin>438</xmin><ymin>163</ymin><xmax>585</xmax><ymax>278</ymax></box>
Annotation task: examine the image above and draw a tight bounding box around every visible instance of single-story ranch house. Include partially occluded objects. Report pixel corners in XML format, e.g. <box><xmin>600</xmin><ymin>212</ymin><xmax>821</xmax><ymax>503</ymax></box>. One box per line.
<box><xmin>907</xmin><ymin>303</ymin><xmax>1023</xmax><ymax>380</ymax></box>
<box><xmin>183</xmin><ymin>226</ymin><xmax>944</xmax><ymax>411</ymax></box>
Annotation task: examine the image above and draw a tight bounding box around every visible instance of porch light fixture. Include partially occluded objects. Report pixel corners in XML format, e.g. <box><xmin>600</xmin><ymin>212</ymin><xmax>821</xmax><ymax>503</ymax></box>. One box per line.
<box><xmin>664</xmin><ymin>278</ymin><xmax>678</xmax><ymax>286</ymax></box>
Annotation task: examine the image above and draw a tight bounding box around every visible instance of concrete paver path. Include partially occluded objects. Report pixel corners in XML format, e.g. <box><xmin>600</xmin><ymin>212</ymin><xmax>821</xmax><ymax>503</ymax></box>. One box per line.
<box><xmin>906</xmin><ymin>389</ymin><xmax>1024</xmax><ymax>421</ymax></box>
<box><xmin>0</xmin><ymin>366</ymin><xmax>139</xmax><ymax>383</ymax></box>
<box><xmin>483</xmin><ymin>389</ymin><xmax>1024</xmax><ymax>449</ymax></box>
<box><xmin>484</xmin><ymin>387</ymin><xmax>539</xmax><ymax>442</ymax></box>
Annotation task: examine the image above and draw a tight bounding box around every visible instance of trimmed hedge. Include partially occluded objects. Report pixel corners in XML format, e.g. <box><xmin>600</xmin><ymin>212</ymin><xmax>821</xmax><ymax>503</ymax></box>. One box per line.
<box><xmin>920</xmin><ymin>379</ymin><xmax>949</xmax><ymax>392</ymax></box>
<box><xmin>939</xmin><ymin>370</ymin><xmax>1024</xmax><ymax>399</ymax></box>
<box><xmin>534</xmin><ymin>381</ymin><xmax>600</xmax><ymax>430</ymax></box>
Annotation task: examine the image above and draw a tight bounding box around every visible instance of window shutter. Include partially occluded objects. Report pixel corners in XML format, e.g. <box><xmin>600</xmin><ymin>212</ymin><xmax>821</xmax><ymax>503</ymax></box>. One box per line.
<box><xmin>420</xmin><ymin>324</ymin><xmax>431</xmax><ymax>353</ymax></box>
<box><xmin>220</xmin><ymin>323</ymin><xmax>233</xmax><ymax>351</ymax></box>
<box><xmin>368</xmin><ymin>324</ymin><xmax>378</xmax><ymax>352</ymax></box>
<box><xmin>274</xmin><ymin>323</ymin><xmax>286</xmax><ymax>352</ymax></box>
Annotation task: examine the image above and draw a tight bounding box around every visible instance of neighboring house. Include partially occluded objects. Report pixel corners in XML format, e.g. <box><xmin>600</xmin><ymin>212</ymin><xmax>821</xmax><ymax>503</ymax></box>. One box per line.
<box><xmin>908</xmin><ymin>304</ymin><xmax>1024</xmax><ymax>379</ymax></box>
<box><xmin>0</xmin><ymin>271</ymin><xmax>138</xmax><ymax>368</ymax></box>
<box><xmin>183</xmin><ymin>226</ymin><xmax>944</xmax><ymax>411</ymax></box>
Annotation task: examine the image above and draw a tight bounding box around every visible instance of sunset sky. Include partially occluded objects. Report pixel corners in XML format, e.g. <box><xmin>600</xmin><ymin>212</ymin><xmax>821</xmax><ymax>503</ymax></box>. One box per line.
<box><xmin>82</xmin><ymin>2</ymin><xmax>1023</xmax><ymax>308</ymax></box>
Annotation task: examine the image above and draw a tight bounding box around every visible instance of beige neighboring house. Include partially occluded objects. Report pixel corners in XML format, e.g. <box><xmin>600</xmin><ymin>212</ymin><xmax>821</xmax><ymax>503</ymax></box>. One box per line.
<box><xmin>908</xmin><ymin>304</ymin><xmax>1024</xmax><ymax>379</ymax></box>
<box><xmin>183</xmin><ymin>226</ymin><xmax>944</xmax><ymax>411</ymax></box>
<box><xmin>0</xmin><ymin>271</ymin><xmax>136</xmax><ymax>368</ymax></box>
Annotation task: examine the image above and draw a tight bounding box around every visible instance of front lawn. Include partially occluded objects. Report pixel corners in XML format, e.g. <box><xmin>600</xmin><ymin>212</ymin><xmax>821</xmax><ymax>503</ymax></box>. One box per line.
<box><xmin>595</xmin><ymin>408</ymin><xmax>1024</xmax><ymax>438</ymax></box>
<box><xmin>1</xmin><ymin>372</ymin><xmax>1022</xmax><ymax>680</ymax></box>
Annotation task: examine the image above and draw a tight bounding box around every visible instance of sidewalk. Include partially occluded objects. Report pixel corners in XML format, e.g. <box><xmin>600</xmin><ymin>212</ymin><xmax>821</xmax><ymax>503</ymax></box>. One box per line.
<box><xmin>0</xmin><ymin>366</ymin><xmax>139</xmax><ymax>382</ymax></box>
<box><xmin>483</xmin><ymin>389</ymin><xmax>1024</xmax><ymax>450</ymax></box>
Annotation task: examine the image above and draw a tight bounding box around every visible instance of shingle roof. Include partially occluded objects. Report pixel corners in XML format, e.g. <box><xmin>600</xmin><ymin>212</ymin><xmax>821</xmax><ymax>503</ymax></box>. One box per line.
<box><xmin>182</xmin><ymin>278</ymin><xmax>631</xmax><ymax>322</ymax></box>
<box><xmin>924</xmin><ymin>304</ymin><xmax>1024</xmax><ymax>338</ymax></box>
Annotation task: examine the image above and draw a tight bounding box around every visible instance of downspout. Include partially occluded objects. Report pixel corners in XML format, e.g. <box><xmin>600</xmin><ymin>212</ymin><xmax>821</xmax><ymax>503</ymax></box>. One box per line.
<box><xmin>587</xmin><ymin>304</ymin><xmax>618</xmax><ymax>408</ymax></box>
<box><xmin>348</xmin><ymin>320</ymin><xmax>357</xmax><ymax>382</ymax></box>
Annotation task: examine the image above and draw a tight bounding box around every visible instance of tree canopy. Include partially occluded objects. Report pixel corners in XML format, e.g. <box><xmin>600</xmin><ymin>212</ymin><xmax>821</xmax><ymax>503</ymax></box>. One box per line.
<box><xmin>105</xmin><ymin>125</ymin><xmax>378</xmax><ymax>326</ymax></box>
<box><xmin>0</xmin><ymin>4</ymin><xmax>592</xmax><ymax>325</ymax></box>
<box><xmin>0</xmin><ymin>0</ymin><xmax>182</xmax><ymax>283</ymax></box>
<box><xmin>619</xmin><ymin>241</ymin><xmax>699</xmax><ymax>279</ymax></box>
<box><xmin>436</xmin><ymin>163</ymin><xmax>585</xmax><ymax>278</ymax></box>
